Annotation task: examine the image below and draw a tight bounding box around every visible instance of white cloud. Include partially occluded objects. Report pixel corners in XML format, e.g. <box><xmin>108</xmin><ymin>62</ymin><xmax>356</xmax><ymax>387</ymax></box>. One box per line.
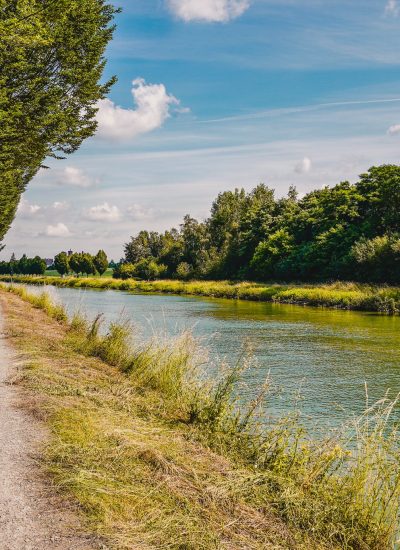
<box><xmin>84</xmin><ymin>202</ymin><xmax>121</xmax><ymax>222</ymax></box>
<box><xmin>126</xmin><ymin>204</ymin><xmax>155</xmax><ymax>220</ymax></box>
<box><xmin>96</xmin><ymin>78</ymin><xmax>181</xmax><ymax>140</ymax></box>
<box><xmin>52</xmin><ymin>201</ymin><xmax>70</xmax><ymax>211</ymax></box>
<box><xmin>385</xmin><ymin>0</ymin><xmax>399</xmax><ymax>16</ymax></box>
<box><xmin>45</xmin><ymin>223</ymin><xmax>72</xmax><ymax>238</ymax></box>
<box><xmin>385</xmin><ymin>0</ymin><xmax>400</xmax><ymax>17</ymax></box>
<box><xmin>17</xmin><ymin>199</ymin><xmax>41</xmax><ymax>218</ymax></box>
<box><xmin>57</xmin><ymin>166</ymin><xmax>98</xmax><ymax>188</ymax></box>
<box><xmin>168</xmin><ymin>0</ymin><xmax>250</xmax><ymax>22</ymax></box>
<box><xmin>294</xmin><ymin>157</ymin><xmax>312</xmax><ymax>174</ymax></box>
<box><xmin>387</xmin><ymin>123</ymin><xmax>400</xmax><ymax>135</ymax></box>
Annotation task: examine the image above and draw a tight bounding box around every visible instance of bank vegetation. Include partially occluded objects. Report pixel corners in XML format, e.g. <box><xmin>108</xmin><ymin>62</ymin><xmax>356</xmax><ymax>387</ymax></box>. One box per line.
<box><xmin>1</xmin><ymin>283</ymin><xmax>400</xmax><ymax>549</ymax></box>
<box><xmin>1</xmin><ymin>275</ymin><xmax>400</xmax><ymax>314</ymax></box>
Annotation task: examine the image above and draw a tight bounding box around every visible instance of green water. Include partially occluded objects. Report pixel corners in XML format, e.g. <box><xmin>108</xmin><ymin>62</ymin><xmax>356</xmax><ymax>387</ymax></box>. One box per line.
<box><xmin>26</xmin><ymin>284</ymin><xmax>400</xmax><ymax>429</ymax></box>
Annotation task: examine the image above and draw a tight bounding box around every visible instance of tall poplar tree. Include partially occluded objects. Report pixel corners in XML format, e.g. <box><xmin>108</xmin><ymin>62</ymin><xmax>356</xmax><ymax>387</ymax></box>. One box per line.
<box><xmin>0</xmin><ymin>0</ymin><xmax>120</xmax><ymax>246</ymax></box>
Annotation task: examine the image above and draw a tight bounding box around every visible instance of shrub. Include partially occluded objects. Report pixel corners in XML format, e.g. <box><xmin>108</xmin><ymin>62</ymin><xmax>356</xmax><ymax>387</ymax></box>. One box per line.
<box><xmin>176</xmin><ymin>262</ymin><xmax>192</xmax><ymax>280</ymax></box>
<box><xmin>113</xmin><ymin>263</ymin><xmax>136</xmax><ymax>280</ymax></box>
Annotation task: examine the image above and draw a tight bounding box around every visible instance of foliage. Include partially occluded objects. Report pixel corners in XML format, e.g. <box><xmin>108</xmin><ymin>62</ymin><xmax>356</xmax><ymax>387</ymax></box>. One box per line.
<box><xmin>122</xmin><ymin>165</ymin><xmax>400</xmax><ymax>284</ymax></box>
<box><xmin>350</xmin><ymin>234</ymin><xmax>400</xmax><ymax>284</ymax></box>
<box><xmin>112</xmin><ymin>262</ymin><xmax>136</xmax><ymax>280</ymax></box>
<box><xmin>66</xmin><ymin>250</ymin><xmax>104</xmax><ymax>276</ymax></box>
<box><xmin>54</xmin><ymin>251</ymin><xmax>70</xmax><ymax>276</ymax></box>
<box><xmin>69</xmin><ymin>252</ymin><xmax>83</xmax><ymax>275</ymax></box>
<box><xmin>80</xmin><ymin>253</ymin><xmax>96</xmax><ymax>277</ymax></box>
<box><xmin>114</xmin><ymin>257</ymin><xmax>167</xmax><ymax>281</ymax></box>
<box><xmin>0</xmin><ymin>0</ymin><xmax>119</xmax><ymax>245</ymax></box>
<box><xmin>93</xmin><ymin>249</ymin><xmax>108</xmax><ymax>276</ymax></box>
<box><xmin>131</xmin><ymin>258</ymin><xmax>167</xmax><ymax>281</ymax></box>
<box><xmin>0</xmin><ymin>253</ymin><xmax>46</xmax><ymax>275</ymax></box>
<box><xmin>176</xmin><ymin>262</ymin><xmax>192</xmax><ymax>280</ymax></box>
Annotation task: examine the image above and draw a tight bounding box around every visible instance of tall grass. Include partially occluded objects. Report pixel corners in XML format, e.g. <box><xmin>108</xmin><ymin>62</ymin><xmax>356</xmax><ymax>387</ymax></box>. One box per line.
<box><xmin>4</xmin><ymin>282</ymin><xmax>400</xmax><ymax>548</ymax></box>
<box><xmin>1</xmin><ymin>282</ymin><xmax>68</xmax><ymax>322</ymax></box>
<box><xmin>1</xmin><ymin>274</ymin><xmax>400</xmax><ymax>314</ymax></box>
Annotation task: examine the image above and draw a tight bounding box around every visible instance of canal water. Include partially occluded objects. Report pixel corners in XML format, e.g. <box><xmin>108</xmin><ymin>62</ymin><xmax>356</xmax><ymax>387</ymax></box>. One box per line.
<box><xmin>23</xmin><ymin>284</ymin><xmax>400</xmax><ymax>430</ymax></box>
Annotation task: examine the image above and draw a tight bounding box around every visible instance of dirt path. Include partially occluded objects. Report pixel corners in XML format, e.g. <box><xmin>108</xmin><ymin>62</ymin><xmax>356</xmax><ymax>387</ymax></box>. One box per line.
<box><xmin>0</xmin><ymin>303</ymin><xmax>99</xmax><ymax>550</ymax></box>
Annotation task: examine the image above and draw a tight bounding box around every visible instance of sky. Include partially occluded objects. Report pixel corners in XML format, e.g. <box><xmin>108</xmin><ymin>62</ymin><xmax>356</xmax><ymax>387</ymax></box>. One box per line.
<box><xmin>3</xmin><ymin>0</ymin><xmax>400</xmax><ymax>261</ymax></box>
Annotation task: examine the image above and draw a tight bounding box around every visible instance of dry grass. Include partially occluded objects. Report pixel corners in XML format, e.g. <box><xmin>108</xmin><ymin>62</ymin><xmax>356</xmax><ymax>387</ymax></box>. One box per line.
<box><xmin>0</xmin><ymin>289</ymin><xmax>303</xmax><ymax>549</ymax></box>
<box><xmin>1</xmin><ymin>285</ymin><xmax>400</xmax><ymax>549</ymax></box>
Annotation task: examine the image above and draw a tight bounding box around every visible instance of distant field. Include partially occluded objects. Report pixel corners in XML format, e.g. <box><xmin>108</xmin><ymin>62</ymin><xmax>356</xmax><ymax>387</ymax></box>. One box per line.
<box><xmin>44</xmin><ymin>268</ymin><xmax>114</xmax><ymax>278</ymax></box>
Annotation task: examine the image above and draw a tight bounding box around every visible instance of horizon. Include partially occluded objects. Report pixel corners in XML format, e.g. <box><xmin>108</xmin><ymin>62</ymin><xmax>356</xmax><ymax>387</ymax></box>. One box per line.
<box><xmin>2</xmin><ymin>0</ymin><xmax>400</xmax><ymax>260</ymax></box>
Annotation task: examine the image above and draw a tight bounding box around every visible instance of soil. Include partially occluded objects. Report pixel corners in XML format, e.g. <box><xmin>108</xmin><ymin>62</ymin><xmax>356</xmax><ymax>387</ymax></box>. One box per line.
<box><xmin>0</xmin><ymin>301</ymin><xmax>100</xmax><ymax>550</ymax></box>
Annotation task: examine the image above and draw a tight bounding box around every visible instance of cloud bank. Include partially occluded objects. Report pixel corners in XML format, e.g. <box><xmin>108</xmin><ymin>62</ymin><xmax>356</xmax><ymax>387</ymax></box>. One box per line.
<box><xmin>57</xmin><ymin>167</ymin><xmax>98</xmax><ymax>188</ymax></box>
<box><xmin>294</xmin><ymin>157</ymin><xmax>312</xmax><ymax>174</ymax></box>
<box><xmin>17</xmin><ymin>199</ymin><xmax>41</xmax><ymax>218</ymax></box>
<box><xmin>387</xmin><ymin>123</ymin><xmax>400</xmax><ymax>135</ymax></box>
<box><xmin>168</xmin><ymin>0</ymin><xmax>250</xmax><ymax>22</ymax></box>
<box><xmin>84</xmin><ymin>203</ymin><xmax>121</xmax><ymax>222</ymax></box>
<box><xmin>45</xmin><ymin>223</ymin><xmax>71</xmax><ymax>238</ymax></box>
<box><xmin>96</xmin><ymin>78</ymin><xmax>180</xmax><ymax>140</ymax></box>
<box><xmin>385</xmin><ymin>0</ymin><xmax>399</xmax><ymax>16</ymax></box>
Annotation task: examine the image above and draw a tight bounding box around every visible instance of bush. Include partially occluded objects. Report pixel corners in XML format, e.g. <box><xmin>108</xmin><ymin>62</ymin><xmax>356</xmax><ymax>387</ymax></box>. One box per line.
<box><xmin>176</xmin><ymin>262</ymin><xmax>192</xmax><ymax>280</ymax></box>
<box><xmin>351</xmin><ymin>234</ymin><xmax>400</xmax><ymax>284</ymax></box>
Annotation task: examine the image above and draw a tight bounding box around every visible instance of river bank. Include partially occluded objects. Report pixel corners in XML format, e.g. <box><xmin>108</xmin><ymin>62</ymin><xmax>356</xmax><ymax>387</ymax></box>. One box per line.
<box><xmin>1</xmin><ymin>283</ymin><xmax>399</xmax><ymax>549</ymax></box>
<box><xmin>0</xmin><ymin>295</ymin><xmax>100</xmax><ymax>549</ymax></box>
<box><xmin>1</xmin><ymin>275</ymin><xmax>400</xmax><ymax>314</ymax></box>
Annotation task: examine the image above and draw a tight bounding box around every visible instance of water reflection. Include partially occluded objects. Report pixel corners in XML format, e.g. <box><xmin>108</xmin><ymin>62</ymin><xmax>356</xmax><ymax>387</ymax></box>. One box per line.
<box><xmin>22</xmin><ymin>284</ymin><xmax>400</xmax><ymax>429</ymax></box>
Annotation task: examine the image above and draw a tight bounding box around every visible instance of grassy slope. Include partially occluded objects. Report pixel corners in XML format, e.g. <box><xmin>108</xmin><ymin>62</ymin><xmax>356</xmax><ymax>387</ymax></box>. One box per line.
<box><xmin>1</xmin><ymin>285</ymin><xmax>400</xmax><ymax>549</ymax></box>
<box><xmin>1</xmin><ymin>275</ymin><xmax>400</xmax><ymax>314</ymax></box>
<box><xmin>44</xmin><ymin>268</ymin><xmax>114</xmax><ymax>278</ymax></box>
<box><xmin>0</xmin><ymin>290</ymin><xmax>305</xmax><ymax>549</ymax></box>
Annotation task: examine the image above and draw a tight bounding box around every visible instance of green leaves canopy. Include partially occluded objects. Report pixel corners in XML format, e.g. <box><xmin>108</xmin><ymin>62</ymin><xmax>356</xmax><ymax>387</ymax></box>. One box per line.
<box><xmin>0</xmin><ymin>0</ymin><xmax>119</xmax><ymax>245</ymax></box>
<box><xmin>121</xmin><ymin>164</ymin><xmax>400</xmax><ymax>284</ymax></box>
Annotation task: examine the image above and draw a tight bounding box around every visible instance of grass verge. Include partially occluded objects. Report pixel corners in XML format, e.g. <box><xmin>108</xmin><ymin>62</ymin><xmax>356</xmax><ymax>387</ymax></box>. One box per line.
<box><xmin>1</xmin><ymin>284</ymin><xmax>400</xmax><ymax>549</ymax></box>
<box><xmin>1</xmin><ymin>275</ymin><xmax>400</xmax><ymax>314</ymax></box>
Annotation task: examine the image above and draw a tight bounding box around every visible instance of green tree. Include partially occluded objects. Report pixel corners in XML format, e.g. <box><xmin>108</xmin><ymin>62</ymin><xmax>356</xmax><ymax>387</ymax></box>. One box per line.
<box><xmin>18</xmin><ymin>254</ymin><xmax>29</xmax><ymax>275</ymax></box>
<box><xmin>176</xmin><ymin>262</ymin><xmax>192</xmax><ymax>280</ymax></box>
<box><xmin>351</xmin><ymin>234</ymin><xmax>400</xmax><ymax>284</ymax></box>
<box><xmin>0</xmin><ymin>0</ymin><xmax>119</xmax><ymax>246</ymax></box>
<box><xmin>113</xmin><ymin>262</ymin><xmax>136</xmax><ymax>280</ymax></box>
<box><xmin>93</xmin><ymin>249</ymin><xmax>108</xmax><ymax>276</ymax></box>
<box><xmin>356</xmin><ymin>165</ymin><xmax>400</xmax><ymax>236</ymax></box>
<box><xmin>69</xmin><ymin>252</ymin><xmax>82</xmax><ymax>276</ymax></box>
<box><xmin>29</xmin><ymin>256</ymin><xmax>46</xmax><ymax>275</ymax></box>
<box><xmin>80</xmin><ymin>253</ymin><xmax>96</xmax><ymax>277</ymax></box>
<box><xmin>132</xmin><ymin>258</ymin><xmax>166</xmax><ymax>281</ymax></box>
<box><xmin>180</xmin><ymin>215</ymin><xmax>210</xmax><ymax>275</ymax></box>
<box><xmin>250</xmin><ymin>229</ymin><xmax>294</xmax><ymax>279</ymax></box>
<box><xmin>54</xmin><ymin>251</ymin><xmax>70</xmax><ymax>277</ymax></box>
<box><xmin>121</xmin><ymin>164</ymin><xmax>400</xmax><ymax>284</ymax></box>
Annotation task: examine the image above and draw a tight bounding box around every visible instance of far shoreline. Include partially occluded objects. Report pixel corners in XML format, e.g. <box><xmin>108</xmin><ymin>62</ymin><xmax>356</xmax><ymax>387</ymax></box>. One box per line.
<box><xmin>1</xmin><ymin>275</ymin><xmax>399</xmax><ymax>315</ymax></box>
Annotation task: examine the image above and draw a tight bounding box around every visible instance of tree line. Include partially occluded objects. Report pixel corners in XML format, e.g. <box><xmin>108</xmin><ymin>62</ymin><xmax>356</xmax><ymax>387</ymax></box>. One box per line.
<box><xmin>118</xmin><ymin>165</ymin><xmax>400</xmax><ymax>284</ymax></box>
<box><xmin>0</xmin><ymin>254</ymin><xmax>47</xmax><ymax>275</ymax></box>
<box><xmin>0</xmin><ymin>250</ymin><xmax>109</xmax><ymax>277</ymax></box>
<box><xmin>54</xmin><ymin>250</ymin><xmax>109</xmax><ymax>277</ymax></box>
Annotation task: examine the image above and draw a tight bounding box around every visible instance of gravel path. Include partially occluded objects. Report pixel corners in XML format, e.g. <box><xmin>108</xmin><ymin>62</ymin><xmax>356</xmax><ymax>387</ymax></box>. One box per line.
<box><xmin>0</xmin><ymin>304</ymin><xmax>98</xmax><ymax>550</ymax></box>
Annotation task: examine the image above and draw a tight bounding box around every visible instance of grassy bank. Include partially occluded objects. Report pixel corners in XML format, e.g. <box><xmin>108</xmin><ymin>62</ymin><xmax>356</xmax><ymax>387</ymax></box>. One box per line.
<box><xmin>1</xmin><ymin>283</ymin><xmax>400</xmax><ymax>549</ymax></box>
<box><xmin>1</xmin><ymin>274</ymin><xmax>400</xmax><ymax>314</ymax></box>
<box><xmin>44</xmin><ymin>268</ymin><xmax>114</xmax><ymax>278</ymax></box>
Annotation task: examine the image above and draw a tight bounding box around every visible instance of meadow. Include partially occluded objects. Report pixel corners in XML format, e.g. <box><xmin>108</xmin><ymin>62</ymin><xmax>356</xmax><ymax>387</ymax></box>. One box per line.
<box><xmin>1</xmin><ymin>282</ymin><xmax>400</xmax><ymax>549</ymax></box>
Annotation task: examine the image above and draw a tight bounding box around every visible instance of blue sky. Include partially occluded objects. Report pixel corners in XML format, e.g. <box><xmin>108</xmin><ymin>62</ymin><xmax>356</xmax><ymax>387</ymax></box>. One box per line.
<box><xmin>3</xmin><ymin>0</ymin><xmax>400</xmax><ymax>260</ymax></box>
